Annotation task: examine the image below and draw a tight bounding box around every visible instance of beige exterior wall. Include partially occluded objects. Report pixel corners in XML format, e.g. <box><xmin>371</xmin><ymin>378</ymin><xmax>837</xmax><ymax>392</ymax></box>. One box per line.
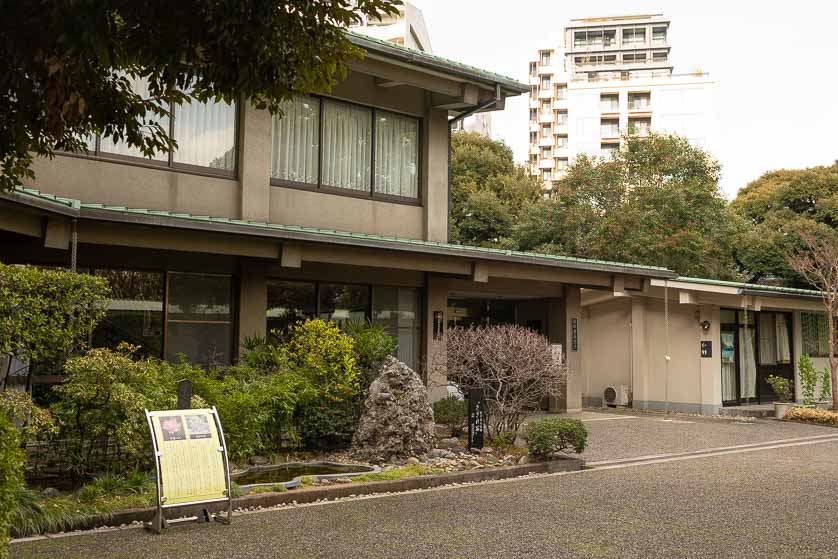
<box><xmin>24</xmin><ymin>62</ymin><xmax>450</xmax><ymax>242</ymax></box>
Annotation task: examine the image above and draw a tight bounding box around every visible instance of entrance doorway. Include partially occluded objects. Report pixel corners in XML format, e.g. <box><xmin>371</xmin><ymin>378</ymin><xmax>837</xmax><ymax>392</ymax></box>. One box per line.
<box><xmin>721</xmin><ymin>309</ymin><xmax>795</xmax><ymax>405</ymax></box>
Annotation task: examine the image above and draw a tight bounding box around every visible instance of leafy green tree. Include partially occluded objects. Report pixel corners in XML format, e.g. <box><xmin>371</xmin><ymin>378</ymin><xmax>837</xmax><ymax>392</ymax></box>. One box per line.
<box><xmin>730</xmin><ymin>162</ymin><xmax>838</xmax><ymax>285</ymax></box>
<box><xmin>515</xmin><ymin>133</ymin><xmax>738</xmax><ymax>279</ymax></box>
<box><xmin>0</xmin><ymin>264</ymin><xmax>110</xmax><ymax>386</ymax></box>
<box><xmin>0</xmin><ymin>0</ymin><xmax>397</xmax><ymax>192</ymax></box>
<box><xmin>450</xmin><ymin>132</ymin><xmax>541</xmax><ymax>247</ymax></box>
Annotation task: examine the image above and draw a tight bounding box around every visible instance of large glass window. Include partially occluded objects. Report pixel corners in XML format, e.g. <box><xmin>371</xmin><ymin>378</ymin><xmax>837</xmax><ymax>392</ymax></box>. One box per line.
<box><xmin>173</xmin><ymin>97</ymin><xmax>237</xmax><ymax>171</ymax></box>
<box><xmin>266</xmin><ymin>280</ymin><xmax>317</xmax><ymax>334</ymax></box>
<box><xmin>271</xmin><ymin>96</ymin><xmax>320</xmax><ymax>185</ymax></box>
<box><xmin>90</xmin><ymin>76</ymin><xmax>236</xmax><ymax>175</ymax></box>
<box><xmin>91</xmin><ymin>269</ymin><xmax>164</xmax><ymax>358</ymax></box>
<box><xmin>802</xmin><ymin>312</ymin><xmax>835</xmax><ymax>357</ymax></box>
<box><xmin>373</xmin><ymin>287</ymin><xmax>421</xmax><ymax>372</ymax></box>
<box><xmin>166</xmin><ymin>273</ymin><xmax>233</xmax><ymax>365</ymax></box>
<box><xmin>319</xmin><ymin>283</ymin><xmax>370</xmax><ymax>328</ymax></box>
<box><xmin>271</xmin><ymin>96</ymin><xmax>419</xmax><ymax>201</ymax></box>
<box><xmin>322</xmin><ymin>100</ymin><xmax>372</xmax><ymax>192</ymax></box>
<box><xmin>374</xmin><ymin>111</ymin><xmax>418</xmax><ymax>198</ymax></box>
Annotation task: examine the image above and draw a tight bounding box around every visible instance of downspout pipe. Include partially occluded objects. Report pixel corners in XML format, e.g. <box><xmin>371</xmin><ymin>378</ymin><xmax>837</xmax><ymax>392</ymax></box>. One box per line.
<box><xmin>446</xmin><ymin>84</ymin><xmax>503</xmax><ymax>242</ymax></box>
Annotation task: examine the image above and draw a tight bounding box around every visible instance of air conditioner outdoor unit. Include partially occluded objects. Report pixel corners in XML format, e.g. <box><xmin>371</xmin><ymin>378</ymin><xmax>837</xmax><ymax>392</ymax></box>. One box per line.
<box><xmin>603</xmin><ymin>384</ymin><xmax>631</xmax><ymax>407</ymax></box>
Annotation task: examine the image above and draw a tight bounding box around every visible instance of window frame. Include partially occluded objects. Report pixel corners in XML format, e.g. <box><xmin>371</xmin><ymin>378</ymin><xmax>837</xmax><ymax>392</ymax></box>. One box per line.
<box><xmin>801</xmin><ymin>312</ymin><xmax>837</xmax><ymax>358</ymax></box>
<box><xmin>270</xmin><ymin>95</ymin><xmax>423</xmax><ymax>207</ymax></box>
<box><xmin>67</xmin><ymin>99</ymin><xmax>240</xmax><ymax>180</ymax></box>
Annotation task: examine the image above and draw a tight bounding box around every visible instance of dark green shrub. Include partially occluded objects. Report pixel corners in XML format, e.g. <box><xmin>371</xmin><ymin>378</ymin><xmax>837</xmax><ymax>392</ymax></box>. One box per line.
<box><xmin>799</xmin><ymin>354</ymin><xmax>818</xmax><ymax>405</ymax></box>
<box><xmin>766</xmin><ymin>374</ymin><xmax>792</xmax><ymax>403</ymax></box>
<box><xmin>432</xmin><ymin>396</ymin><xmax>467</xmax><ymax>436</ymax></box>
<box><xmin>51</xmin><ymin>344</ymin><xmax>180</xmax><ymax>475</ymax></box>
<box><xmin>284</xmin><ymin>320</ymin><xmax>359</xmax><ymax>449</ymax></box>
<box><xmin>0</xmin><ymin>414</ymin><xmax>24</xmax><ymax>558</ymax></box>
<box><xmin>491</xmin><ymin>431</ymin><xmax>517</xmax><ymax>450</ymax></box>
<box><xmin>0</xmin><ymin>263</ymin><xmax>109</xmax><ymax>366</ymax></box>
<box><xmin>525</xmin><ymin>418</ymin><xmax>587</xmax><ymax>460</ymax></box>
<box><xmin>345</xmin><ymin>320</ymin><xmax>397</xmax><ymax>388</ymax></box>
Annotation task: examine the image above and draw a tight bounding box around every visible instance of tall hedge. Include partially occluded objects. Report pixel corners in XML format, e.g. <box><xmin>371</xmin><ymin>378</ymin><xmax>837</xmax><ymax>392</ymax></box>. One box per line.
<box><xmin>0</xmin><ymin>414</ymin><xmax>23</xmax><ymax>558</ymax></box>
<box><xmin>0</xmin><ymin>263</ymin><xmax>110</xmax><ymax>365</ymax></box>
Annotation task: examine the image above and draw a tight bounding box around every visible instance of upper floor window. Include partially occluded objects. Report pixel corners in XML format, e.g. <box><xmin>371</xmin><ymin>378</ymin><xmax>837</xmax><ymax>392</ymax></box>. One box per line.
<box><xmin>540</xmin><ymin>51</ymin><xmax>551</xmax><ymax>66</ymax></box>
<box><xmin>541</xmin><ymin>76</ymin><xmax>551</xmax><ymax>89</ymax></box>
<box><xmin>652</xmin><ymin>51</ymin><xmax>668</xmax><ymax>63</ymax></box>
<box><xmin>271</xmin><ymin>96</ymin><xmax>419</xmax><ymax>201</ymax></box>
<box><xmin>623</xmin><ymin>28</ymin><xmax>646</xmax><ymax>46</ymax></box>
<box><xmin>628</xmin><ymin>92</ymin><xmax>651</xmax><ymax>110</ymax></box>
<box><xmin>85</xmin><ymin>76</ymin><xmax>237</xmax><ymax>176</ymax></box>
<box><xmin>600</xmin><ymin>93</ymin><xmax>619</xmax><ymax>112</ymax></box>
<box><xmin>555</xmin><ymin>85</ymin><xmax>567</xmax><ymax>100</ymax></box>
<box><xmin>652</xmin><ymin>26</ymin><xmax>667</xmax><ymax>44</ymax></box>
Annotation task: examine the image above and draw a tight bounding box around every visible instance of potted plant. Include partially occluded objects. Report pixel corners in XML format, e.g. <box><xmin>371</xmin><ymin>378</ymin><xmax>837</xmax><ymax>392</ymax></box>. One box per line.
<box><xmin>766</xmin><ymin>374</ymin><xmax>793</xmax><ymax>419</ymax></box>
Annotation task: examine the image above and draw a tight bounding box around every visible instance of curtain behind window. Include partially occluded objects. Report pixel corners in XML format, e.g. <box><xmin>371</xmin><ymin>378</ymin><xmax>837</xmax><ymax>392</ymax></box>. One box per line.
<box><xmin>322</xmin><ymin>100</ymin><xmax>371</xmax><ymax>191</ymax></box>
<box><xmin>99</xmin><ymin>76</ymin><xmax>169</xmax><ymax>161</ymax></box>
<box><xmin>375</xmin><ymin>111</ymin><xmax>418</xmax><ymax>198</ymax></box>
<box><xmin>271</xmin><ymin>96</ymin><xmax>320</xmax><ymax>184</ymax></box>
<box><xmin>173</xmin><ymin>97</ymin><xmax>236</xmax><ymax>170</ymax></box>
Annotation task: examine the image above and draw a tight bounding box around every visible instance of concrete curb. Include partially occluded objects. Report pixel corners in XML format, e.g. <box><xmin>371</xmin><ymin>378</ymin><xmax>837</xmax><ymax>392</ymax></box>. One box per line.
<box><xmin>18</xmin><ymin>457</ymin><xmax>583</xmax><ymax>537</ymax></box>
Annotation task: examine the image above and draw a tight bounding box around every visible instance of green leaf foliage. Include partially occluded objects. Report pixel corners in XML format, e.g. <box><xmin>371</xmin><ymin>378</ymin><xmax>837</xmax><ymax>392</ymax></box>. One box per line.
<box><xmin>432</xmin><ymin>396</ymin><xmax>467</xmax><ymax>437</ymax></box>
<box><xmin>344</xmin><ymin>320</ymin><xmax>397</xmax><ymax>390</ymax></box>
<box><xmin>0</xmin><ymin>264</ymin><xmax>109</xmax><ymax>363</ymax></box>
<box><xmin>450</xmin><ymin>132</ymin><xmax>542</xmax><ymax>247</ymax></box>
<box><xmin>0</xmin><ymin>0</ymin><xmax>398</xmax><ymax>192</ymax></box>
<box><xmin>514</xmin><ymin>133</ymin><xmax>738</xmax><ymax>279</ymax></box>
<box><xmin>799</xmin><ymin>354</ymin><xmax>818</xmax><ymax>406</ymax></box>
<box><xmin>0</xmin><ymin>415</ymin><xmax>23</xmax><ymax>557</ymax></box>
<box><xmin>729</xmin><ymin>162</ymin><xmax>838</xmax><ymax>286</ymax></box>
<box><xmin>524</xmin><ymin>417</ymin><xmax>587</xmax><ymax>459</ymax></box>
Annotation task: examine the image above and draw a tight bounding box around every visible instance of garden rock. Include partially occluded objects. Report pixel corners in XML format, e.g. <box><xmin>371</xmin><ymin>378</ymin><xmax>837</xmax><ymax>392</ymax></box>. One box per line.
<box><xmin>438</xmin><ymin>437</ymin><xmax>459</xmax><ymax>448</ymax></box>
<box><xmin>352</xmin><ymin>357</ymin><xmax>436</xmax><ymax>461</ymax></box>
<box><xmin>518</xmin><ymin>454</ymin><xmax>533</xmax><ymax>465</ymax></box>
<box><xmin>41</xmin><ymin>487</ymin><xmax>60</xmax><ymax>498</ymax></box>
<box><xmin>428</xmin><ymin>448</ymin><xmax>456</xmax><ymax>459</ymax></box>
<box><xmin>248</xmin><ymin>455</ymin><xmax>270</xmax><ymax>466</ymax></box>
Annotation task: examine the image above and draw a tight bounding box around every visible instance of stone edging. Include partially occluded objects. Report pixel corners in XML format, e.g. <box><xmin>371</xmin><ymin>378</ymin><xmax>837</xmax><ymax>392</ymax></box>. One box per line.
<box><xmin>24</xmin><ymin>457</ymin><xmax>583</xmax><ymax>537</ymax></box>
<box><xmin>780</xmin><ymin>418</ymin><xmax>838</xmax><ymax>429</ymax></box>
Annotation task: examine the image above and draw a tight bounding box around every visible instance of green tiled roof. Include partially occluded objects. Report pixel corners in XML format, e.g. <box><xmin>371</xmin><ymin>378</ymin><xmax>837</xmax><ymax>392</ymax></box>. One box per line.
<box><xmin>9</xmin><ymin>187</ymin><xmax>673</xmax><ymax>277</ymax></box>
<box><xmin>346</xmin><ymin>31</ymin><xmax>528</xmax><ymax>93</ymax></box>
<box><xmin>675</xmin><ymin>276</ymin><xmax>824</xmax><ymax>298</ymax></box>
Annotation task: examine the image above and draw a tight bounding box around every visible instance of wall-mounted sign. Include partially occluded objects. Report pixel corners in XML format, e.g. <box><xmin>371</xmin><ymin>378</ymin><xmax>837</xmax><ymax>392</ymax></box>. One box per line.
<box><xmin>433</xmin><ymin>310</ymin><xmax>444</xmax><ymax>339</ymax></box>
<box><xmin>145</xmin><ymin>407</ymin><xmax>232</xmax><ymax>533</ymax></box>
<box><xmin>700</xmin><ymin>340</ymin><xmax>713</xmax><ymax>358</ymax></box>
<box><xmin>571</xmin><ymin>318</ymin><xmax>579</xmax><ymax>351</ymax></box>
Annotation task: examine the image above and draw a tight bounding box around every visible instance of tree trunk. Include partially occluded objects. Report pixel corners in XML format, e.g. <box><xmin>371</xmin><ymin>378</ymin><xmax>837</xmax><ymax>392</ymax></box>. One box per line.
<box><xmin>830</xmin><ymin>317</ymin><xmax>838</xmax><ymax>411</ymax></box>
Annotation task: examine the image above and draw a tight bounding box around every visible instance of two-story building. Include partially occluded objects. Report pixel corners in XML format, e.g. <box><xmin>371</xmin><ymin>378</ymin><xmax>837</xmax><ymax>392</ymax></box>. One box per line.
<box><xmin>0</xmin><ymin>32</ymin><xmax>680</xmax><ymax>412</ymax></box>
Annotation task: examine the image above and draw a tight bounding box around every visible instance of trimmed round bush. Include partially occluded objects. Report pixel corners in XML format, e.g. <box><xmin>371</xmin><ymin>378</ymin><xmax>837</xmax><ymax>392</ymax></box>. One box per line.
<box><xmin>525</xmin><ymin>418</ymin><xmax>587</xmax><ymax>459</ymax></box>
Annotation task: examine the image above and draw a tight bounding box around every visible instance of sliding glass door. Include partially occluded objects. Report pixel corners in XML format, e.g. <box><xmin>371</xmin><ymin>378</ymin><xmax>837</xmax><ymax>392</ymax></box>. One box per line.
<box><xmin>721</xmin><ymin>309</ymin><xmax>794</xmax><ymax>405</ymax></box>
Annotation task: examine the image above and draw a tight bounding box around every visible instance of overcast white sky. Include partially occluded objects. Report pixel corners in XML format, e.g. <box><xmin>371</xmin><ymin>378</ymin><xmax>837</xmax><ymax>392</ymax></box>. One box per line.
<box><xmin>409</xmin><ymin>0</ymin><xmax>838</xmax><ymax>197</ymax></box>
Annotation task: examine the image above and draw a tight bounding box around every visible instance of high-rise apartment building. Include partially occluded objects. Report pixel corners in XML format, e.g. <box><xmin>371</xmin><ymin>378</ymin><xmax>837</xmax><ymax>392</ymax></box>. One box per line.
<box><xmin>351</xmin><ymin>1</ymin><xmax>493</xmax><ymax>138</ymax></box>
<box><xmin>527</xmin><ymin>14</ymin><xmax>714</xmax><ymax>192</ymax></box>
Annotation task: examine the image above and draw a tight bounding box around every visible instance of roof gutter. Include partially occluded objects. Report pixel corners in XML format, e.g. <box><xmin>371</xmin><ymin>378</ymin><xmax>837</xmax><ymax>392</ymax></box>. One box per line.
<box><xmin>446</xmin><ymin>84</ymin><xmax>503</xmax><ymax>242</ymax></box>
<box><xmin>740</xmin><ymin>289</ymin><xmax>823</xmax><ymax>301</ymax></box>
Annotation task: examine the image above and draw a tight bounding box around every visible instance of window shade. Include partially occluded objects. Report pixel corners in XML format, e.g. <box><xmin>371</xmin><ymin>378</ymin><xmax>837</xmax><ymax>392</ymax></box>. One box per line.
<box><xmin>375</xmin><ymin>111</ymin><xmax>418</xmax><ymax>198</ymax></box>
<box><xmin>321</xmin><ymin>100</ymin><xmax>371</xmax><ymax>191</ymax></box>
<box><xmin>271</xmin><ymin>96</ymin><xmax>320</xmax><ymax>184</ymax></box>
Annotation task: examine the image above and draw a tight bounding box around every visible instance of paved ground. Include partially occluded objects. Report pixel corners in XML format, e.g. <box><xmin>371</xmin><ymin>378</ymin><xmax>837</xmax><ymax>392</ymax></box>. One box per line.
<box><xmin>13</xmin><ymin>416</ymin><xmax>838</xmax><ymax>559</ymax></box>
<box><xmin>559</xmin><ymin>409</ymin><xmax>838</xmax><ymax>462</ymax></box>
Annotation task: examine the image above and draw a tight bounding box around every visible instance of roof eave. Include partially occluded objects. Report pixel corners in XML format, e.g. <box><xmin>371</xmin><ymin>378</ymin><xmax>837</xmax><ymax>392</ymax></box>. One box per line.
<box><xmin>347</xmin><ymin>33</ymin><xmax>529</xmax><ymax>95</ymax></box>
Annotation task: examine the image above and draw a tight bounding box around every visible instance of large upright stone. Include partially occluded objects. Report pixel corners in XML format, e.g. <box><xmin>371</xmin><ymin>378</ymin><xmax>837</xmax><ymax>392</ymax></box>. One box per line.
<box><xmin>352</xmin><ymin>357</ymin><xmax>435</xmax><ymax>461</ymax></box>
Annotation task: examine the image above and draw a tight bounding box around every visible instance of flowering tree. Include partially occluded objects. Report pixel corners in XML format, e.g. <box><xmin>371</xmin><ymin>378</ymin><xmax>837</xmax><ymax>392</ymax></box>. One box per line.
<box><xmin>441</xmin><ymin>324</ymin><xmax>566</xmax><ymax>436</ymax></box>
<box><xmin>788</xmin><ymin>230</ymin><xmax>838</xmax><ymax>411</ymax></box>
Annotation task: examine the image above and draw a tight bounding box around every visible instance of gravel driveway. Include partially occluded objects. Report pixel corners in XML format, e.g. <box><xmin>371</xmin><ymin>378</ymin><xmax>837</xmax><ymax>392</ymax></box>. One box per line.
<box><xmin>13</xmin><ymin>434</ymin><xmax>838</xmax><ymax>559</ymax></box>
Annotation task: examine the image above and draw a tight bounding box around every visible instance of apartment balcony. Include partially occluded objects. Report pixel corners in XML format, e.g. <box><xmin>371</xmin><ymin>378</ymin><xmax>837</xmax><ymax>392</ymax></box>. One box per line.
<box><xmin>537</xmin><ymin>65</ymin><xmax>556</xmax><ymax>76</ymax></box>
<box><xmin>529</xmin><ymin>75</ymin><xmax>540</xmax><ymax>86</ymax></box>
<box><xmin>552</xmin><ymin>146</ymin><xmax>569</xmax><ymax>158</ymax></box>
<box><xmin>539</xmin><ymin>158</ymin><xmax>555</xmax><ymax>169</ymax></box>
<box><xmin>537</xmin><ymin>88</ymin><xmax>554</xmax><ymax>100</ymax></box>
<box><xmin>529</xmin><ymin>122</ymin><xmax>540</xmax><ymax>133</ymax></box>
<box><xmin>529</xmin><ymin>144</ymin><xmax>540</xmax><ymax>155</ymax></box>
<box><xmin>552</xmin><ymin>99</ymin><xmax>568</xmax><ymax>110</ymax></box>
<box><xmin>529</xmin><ymin>97</ymin><xmax>540</xmax><ymax>109</ymax></box>
<box><xmin>553</xmin><ymin>122</ymin><xmax>568</xmax><ymax>134</ymax></box>
<box><xmin>600</xmin><ymin>128</ymin><xmax>620</xmax><ymax>141</ymax></box>
<box><xmin>538</xmin><ymin>136</ymin><xmax>555</xmax><ymax>147</ymax></box>
<box><xmin>538</xmin><ymin>112</ymin><xmax>554</xmax><ymax>124</ymax></box>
